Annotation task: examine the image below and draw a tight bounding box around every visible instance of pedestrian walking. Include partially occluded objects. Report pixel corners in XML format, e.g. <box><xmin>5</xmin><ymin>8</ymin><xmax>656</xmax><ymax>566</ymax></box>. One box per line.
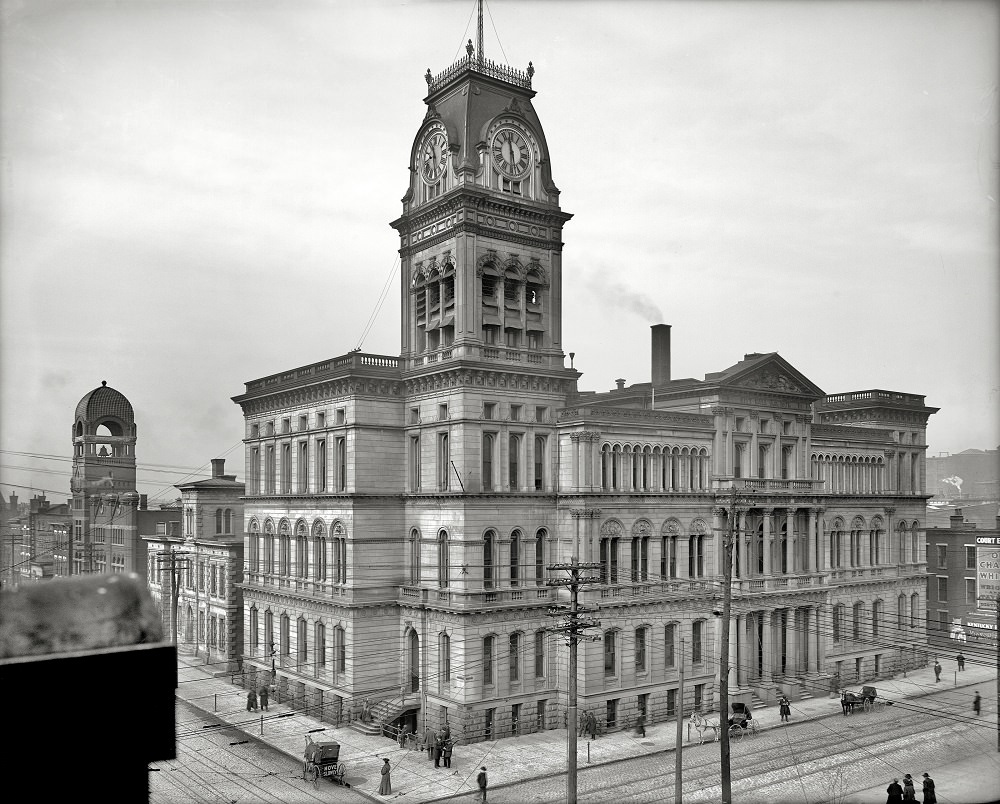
<box><xmin>398</xmin><ymin>723</ymin><xmax>410</xmax><ymax>748</ymax></box>
<box><xmin>587</xmin><ymin>711</ymin><xmax>597</xmax><ymax>740</ymax></box>
<box><xmin>425</xmin><ymin>727</ymin><xmax>436</xmax><ymax>761</ymax></box>
<box><xmin>933</xmin><ymin>660</ymin><xmax>941</xmax><ymax>682</ymax></box>
<box><xmin>886</xmin><ymin>778</ymin><xmax>903</xmax><ymax>804</ymax></box>
<box><xmin>378</xmin><ymin>758</ymin><xmax>392</xmax><ymax>796</ymax></box>
<box><xmin>246</xmin><ymin>690</ymin><xmax>258</xmax><ymax>711</ymax></box>
<box><xmin>902</xmin><ymin>774</ymin><xmax>916</xmax><ymax>801</ymax></box>
<box><xmin>921</xmin><ymin>772</ymin><xmax>936</xmax><ymax>804</ymax></box>
<box><xmin>477</xmin><ymin>765</ymin><xmax>488</xmax><ymax>803</ymax></box>
<box><xmin>634</xmin><ymin>713</ymin><xmax>646</xmax><ymax>737</ymax></box>
<box><xmin>433</xmin><ymin>732</ymin><xmax>442</xmax><ymax>768</ymax></box>
<box><xmin>974</xmin><ymin>691</ymin><xmax>982</xmax><ymax>715</ymax></box>
<box><xmin>442</xmin><ymin>739</ymin><xmax>453</xmax><ymax>768</ymax></box>
<box><xmin>779</xmin><ymin>696</ymin><xmax>791</xmax><ymax>723</ymax></box>
<box><xmin>956</xmin><ymin>652</ymin><xmax>965</xmax><ymax>671</ymax></box>
<box><xmin>259</xmin><ymin>686</ymin><xmax>269</xmax><ymax>711</ymax></box>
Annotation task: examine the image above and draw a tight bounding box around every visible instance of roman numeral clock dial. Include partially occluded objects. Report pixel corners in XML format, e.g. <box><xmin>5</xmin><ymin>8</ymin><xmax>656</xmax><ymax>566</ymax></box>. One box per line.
<box><xmin>420</xmin><ymin>131</ymin><xmax>448</xmax><ymax>182</ymax></box>
<box><xmin>491</xmin><ymin>127</ymin><xmax>531</xmax><ymax>179</ymax></box>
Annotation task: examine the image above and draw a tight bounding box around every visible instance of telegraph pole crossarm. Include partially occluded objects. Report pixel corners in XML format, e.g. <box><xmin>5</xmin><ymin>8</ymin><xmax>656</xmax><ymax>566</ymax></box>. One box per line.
<box><xmin>547</xmin><ymin>559</ymin><xmax>602</xmax><ymax>804</ymax></box>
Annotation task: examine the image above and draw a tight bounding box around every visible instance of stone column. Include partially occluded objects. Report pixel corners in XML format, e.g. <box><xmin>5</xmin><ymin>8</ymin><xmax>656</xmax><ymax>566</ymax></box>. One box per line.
<box><xmin>728</xmin><ymin>617</ymin><xmax>739</xmax><ymax>691</ymax></box>
<box><xmin>761</xmin><ymin>611</ymin><xmax>773</xmax><ymax>682</ymax></box>
<box><xmin>807</xmin><ymin>508</ymin><xmax>818</xmax><ymax>574</ymax></box>
<box><xmin>737</xmin><ymin>512</ymin><xmax>748</xmax><ymax>580</ymax></box>
<box><xmin>763</xmin><ymin>509</ymin><xmax>773</xmax><ymax>576</ymax></box>
<box><xmin>815</xmin><ymin>605</ymin><xmax>826</xmax><ymax>675</ymax></box>
<box><xmin>712</xmin><ymin>508</ymin><xmax>726</xmax><ymax>577</ymax></box>
<box><xmin>785</xmin><ymin>608</ymin><xmax>798</xmax><ymax>676</ymax></box>
<box><xmin>749</xmin><ymin>412</ymin><xmax>759</xmax><ymax>477</ymax></box>
<box><xmin>785</xmin><ymin>510</ymin><xmax>795</xmax><ymax>575</ymax></box>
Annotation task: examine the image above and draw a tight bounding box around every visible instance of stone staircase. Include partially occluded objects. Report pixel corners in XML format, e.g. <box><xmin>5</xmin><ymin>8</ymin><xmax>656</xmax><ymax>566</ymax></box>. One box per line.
<box><xmin>750</xmin><ymin>691</ymin><xmax>768</xmax><ymax>710</ymax></box>
<box><xmin>795</xmin><ymin>678</ymin><xmax>814</xmax><ymax>701</ymax></box>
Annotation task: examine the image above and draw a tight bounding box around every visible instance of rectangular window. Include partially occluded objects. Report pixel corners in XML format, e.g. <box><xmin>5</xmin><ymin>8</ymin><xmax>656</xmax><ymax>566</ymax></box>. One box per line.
<box><xmin>317</xmin><ymin>411</ymin><xmax>326</xmax><ymax>428</ymax></box>
<box><xmin>438</xmin><ymin>432</ymin><xmax>450</xmax><ymax>491</ymax></box>
<box><xmin>691</xmin><ymin>621</ymin><xmax>702</xmax><ymax>663</ymax></box>
<box><xmin>635</xmin><ymin>628</ymin><xmax>646</xmax><ymax>672</ymax></box>
<box><xmin>510</xmin><ymin>404</ymin><xmax>521</xmax><ymax>421</ymax></box>
<box><xmin>298</xmin><ymin>414</ymin><xmax>308</xmax><ymax>431</ymax></box>
<box><xmin>316</xmin><ymin>439</ymin><xmax>327</xmax><ymax>492</ymax></box>
<box><xmin>265</xmin><ymin>445</ymin><xmax>275</xmax><ymax>494</ymax></box>
<box><xmin>336</xmin><ymin>408</ymin><xmax>346</xmax><ymax>425</ymax></box>
<box><xmin>666</xmin><ymin>688</ymin><xmax>676</xmax><ymax>718</ymax></box>
<box><xmin>534</xmin><ymin>631</ymin><xmax>545</xmax><ymax>678</ymax></box>
<box><xmin>298</xmin><ymin>441</ymin><xmax>308</xmax><ymax>493</ymax></box>
<box><xmin>664</xmin><ymin>624</ymin><xmax>676</xmax><ymax>668</ymax></box>
<box><xmin>534</xmin><ymin>435</ymin><xmax>546</xmax><ymax>491</ymax></box>
<box><xmin>606</xmin><ymin>698</ymin><xmax>618</xmax><ymax>729</ymax></box>
<box><xmin>537</xmin><ymin>699</ymin><xmax>547</xmax><ymax>730</ymax></box>
<box><xmin>438</xmin><ymin>403</ymin><xmax>448</xmax><ymax>421</ymax></box>
<box><xmin>336</xmin><ymin>437</ymin><xmax>346</xmax><ymax>491</ymax></box>
<box><xmin>281</xmin><ymin>417</ymin><xmax>290</xmax><ymax>434</ymax></box>
<box><xmin>409</xmin><ymin>407</ymin><xmax>419</xmax><ymax>424</ymax></box>
<box><xmin>281</xmin><ymin>442</ymin><xmax>291</xmax><ymax>493</ymax></box>
<box><xmin>509</xmin><ymin>434</ymin><xmax>520</xmax><ymax>489</ymax></box>
<box><xmin>509</xmin><ymin>633</ymin><xmax>520</xmax><ymax>682</ymax></box>
<box><xmin>485</xmin><ymin>708</ymin><xmax>495</xmax><ymax>741</ymax></box>
<box><xmin>535</xmin><ymin>406</ymin><xmax>547</xmax><ymax>423</ymax></box>
<box><xmin>937</xmin><ymin>544</ymin><xmax>947</xmax><ymax>567</ymax></box>
<box><xmin>410</xmin><ymin>435</ymin><xmax>421</xmax><ymax>492</ymax></box>
<box><xmin>484</xmin><ymin>636</ymin><xmax>494</xmax><ymax>685</ymax></box>
<box><xmin>966</xmin><ymin>578</ymin><xmax>976</xmax><ymax>604</ymax></box>
<box><xmin>604</xmin><ymin>632</ymin><xmax>616</xmax><ymax>676</ymax></box>
<box><xmin>482</xmin><ymin>434</ymin><xmax>494</xmax><ymax>492</ymax></box>
<box><xmin>694</xmin><ymin>684</ymin><xmax>704</xmax><ymax>711</ymax></box>
<box><xmin>483</xmin><ymin>402</ymin><xmax>496</xmax><ymax>420</ymax></box>
<box><xmin>250</xmin><ymin>447</ymin><xmax>260</xmax><ymax>495</ymax></box>
<box><xmin>937</xmin><ymin>576</ymin><xmax>948</xmax><ymax>600</ymax></box>
<box><xmin>511</xmin><ymin>702</ymin><xmax>521</xmax><ymax>736</ymax></box>
<box><xmin>966</xmin><ymin>546</ymin><xmax>976</xmax><ymax>570</ymax></box>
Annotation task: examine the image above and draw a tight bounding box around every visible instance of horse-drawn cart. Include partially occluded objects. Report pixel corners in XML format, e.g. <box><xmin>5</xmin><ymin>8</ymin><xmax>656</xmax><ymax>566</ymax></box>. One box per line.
<box><xmin>841</xmin><ymin>685</ymin><xmax>886</xmax><ymax>714</ymax></box>
<box><xmin>303</xmin><ymin>737</ymin><xmax>349</xmax><ymax>786</ymax></box>
<box><xmin>727</xmin><ymin>702</ymin><xmax>760</xmax><ymax>740</ymax></box>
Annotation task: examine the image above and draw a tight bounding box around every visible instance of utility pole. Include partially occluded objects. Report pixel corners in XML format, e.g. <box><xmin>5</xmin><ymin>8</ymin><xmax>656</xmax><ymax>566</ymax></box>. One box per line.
<box><xmin>718</xmin><ymin>486</ymin><xmax>738</xmax><ymax>804</ymax></box>
<box><xmin>154</xmin><ymin>547</ymin><xmax>188</xmax><ymax>644</ymax></box>
<box><xmin>675</xmin><ymin>637</ymin><xmax>685</xmax><ymax>804</ymax></box>
<box><xmin>547</xmin><ymin>558</ymin><xmax>602</xmax><ymax>804</ymax></box>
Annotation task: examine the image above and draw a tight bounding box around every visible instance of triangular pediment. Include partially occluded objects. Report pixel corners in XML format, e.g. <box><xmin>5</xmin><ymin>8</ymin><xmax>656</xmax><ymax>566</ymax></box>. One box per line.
<box><xmin>710</xmin><ymin>353</ymin><xmax>825</xmax><ymax>400</ymax></box>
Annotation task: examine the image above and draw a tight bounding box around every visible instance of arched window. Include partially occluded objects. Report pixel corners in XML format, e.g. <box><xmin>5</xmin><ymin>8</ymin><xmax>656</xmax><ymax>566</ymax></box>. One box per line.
<box><xmin>280</xmin><ymin>613</ymin><xmax>290</xmax><ymax>657</ymax></box>
<box><xmin>534</xmin><ymin>528</ymin><xmax>546</xmax><ymax>585</ymax></box>
<box><xmin>248</xmin><ymin>521</ymin><xmax>260</xmax><ymax>573</ymax></box>
<box><xmin>872</xmin><ymin>599</ymin><xmax>883</xmax><ymax>639</ymax></box>
<box><xmin>249</xmin><ymin>605</ymin><xmax>259</xmax><ymax>655</ymax></box>
<box><xmin>279</xmin><ymin>523</ymin><xmax>291</xmax><ymax>576</ymax></box>
<box><xmin>264</xmin><ymin>609</ymin><xmax>274</xmax><ymax>657</ymax></box>
<box><xmin>224</xmin><ymin>509</ymin><xmax>233</xmax><ymax>533</ymax></box>
<box><xmin>534</xmin><ymin>629</ymin><xmax>547</xmax><ymax>678</ymax></box>
<box><xmin>509</xmin><ymin>434</ymin><xmax>521</xmax><ymax>489</ymax></box>
<box><xmin>897</xmin><ymin>594</ymin><xmax>906</xmax><ymax>630</ymax></box>
<box><xmin>483</xmin><ymin>634</ymin><xmax>495</xmax><ymax>685</ymax></box>
<box><xmin>483</xmin><ymin>530</ymin><xmax>495</xmax><ymax>589</ymax></box>
<box><xmin>410</xmin><ymin>528</ymin><xmax>421</xmax><ymax>585</ymax></box>
<box><xmin>313</xmin><ymin>522</ymin><xmax>327</xmax><ymax>582</ymax></box>
<box><xmin>215</xmin><ymin>509</ymin><xmax>223</xmax><ymax>534</ymax></box>
<box><xmin>852</xmin><ymin>601</ymin><xmax>864</xmax><ymax>640</ymax></box>
<box><xmin>264</xmin><ymin>522</ymin><xmax>275</xmax><ymax>574</ymax></box>
<box><xmin>534</xmin><ymin>435</ymin><xmax>546</xmax><ymax>490</ymax></box>
<box><xmin>510</xmin><ymin>529</ymin><xmax>521</xmax><ymax>587</ymax></box>
<box><xmin>296</xmin><ymin>522</ymin><xmax>308</xmax><ymax>578</ymax></box>
<box><xmin>437</xmin><ymin>529</ymin><xmax>449</xmax><ymax>588</ymax></box>
<box><xmin>832</xmin><ymin>604</ymin><xmax>843</xmax><ymax>642</ymax></box>
<box><xmin>297</xmin><ymin>617</ymin><xmax>308</xmax><ymax>666</ymax></box>
<box><xmin>910</xmin><ymin>593</ymin><xmax>919</xmax><ymax>628</ymax></box>
<box><xmin>334</xmin><ymin>625</ymin><xmax>346</xmax><ymax>676</ymax></box>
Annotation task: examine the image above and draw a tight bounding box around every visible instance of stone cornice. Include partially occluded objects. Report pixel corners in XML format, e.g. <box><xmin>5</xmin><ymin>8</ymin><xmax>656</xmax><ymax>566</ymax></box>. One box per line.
<box><xmin>403</xmin><ymin>364</ymin><xmax>573</xmax><ymax>396</ymax></box>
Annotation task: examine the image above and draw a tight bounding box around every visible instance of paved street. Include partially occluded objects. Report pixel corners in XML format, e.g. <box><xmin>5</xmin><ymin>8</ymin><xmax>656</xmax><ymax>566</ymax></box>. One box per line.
<box><xmin>167</xmin><ymin>651</ymin><xmax>997</xmax><ymax>803</ymax></box>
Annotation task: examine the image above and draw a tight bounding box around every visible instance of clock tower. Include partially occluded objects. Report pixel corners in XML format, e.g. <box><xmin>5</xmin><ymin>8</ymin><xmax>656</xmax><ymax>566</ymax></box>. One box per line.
<box><xmin>392</xmin><ymin>41</ymin><xmax>573</xmax><ymax>375</ymax></box>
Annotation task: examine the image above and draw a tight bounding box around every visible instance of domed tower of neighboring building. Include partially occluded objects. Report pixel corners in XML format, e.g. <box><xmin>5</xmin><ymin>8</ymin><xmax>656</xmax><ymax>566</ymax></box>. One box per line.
<box><xmin>70</xmin><ymin>381</ymin><xmax>140</xmax><ymax>575</ymax></box>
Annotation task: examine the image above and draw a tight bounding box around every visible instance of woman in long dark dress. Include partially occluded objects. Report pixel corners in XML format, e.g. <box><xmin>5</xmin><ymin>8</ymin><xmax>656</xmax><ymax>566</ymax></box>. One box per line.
<box><xmin>378</xmin><ymin>758</ymin><xmax>392</xmax><ymax>795</ymax></box>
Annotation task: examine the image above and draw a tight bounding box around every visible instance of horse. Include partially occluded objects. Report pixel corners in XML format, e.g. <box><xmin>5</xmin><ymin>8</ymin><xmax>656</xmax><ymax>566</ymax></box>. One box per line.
<box><xmin>689</xmin><ymin>711</ymin><xmax>721</xmax><ymax>744</ymax></box>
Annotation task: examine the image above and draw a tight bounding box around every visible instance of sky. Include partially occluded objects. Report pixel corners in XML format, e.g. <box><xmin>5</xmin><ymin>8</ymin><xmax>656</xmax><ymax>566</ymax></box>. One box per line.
<box><xmin>1</xmin><ymin>0</ymin><xmax>997</xmax><ymax>506</ymax></box>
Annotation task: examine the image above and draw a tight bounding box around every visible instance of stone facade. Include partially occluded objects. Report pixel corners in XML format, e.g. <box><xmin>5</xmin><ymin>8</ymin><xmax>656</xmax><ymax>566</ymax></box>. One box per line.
<box><xmin>232</xmin><ymin>45</ymin><xmax>936</xmax><ymax>743</ymax></box>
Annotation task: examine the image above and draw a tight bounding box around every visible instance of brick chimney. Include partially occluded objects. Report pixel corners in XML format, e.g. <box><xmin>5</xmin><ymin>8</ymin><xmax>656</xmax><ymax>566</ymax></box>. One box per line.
<box><xmin>211</xmin><ymin>459</ymin><xmax>225</xmax><ymax>478</ymax></box>
<box><xmin>950</xmin><ymin>509</ymin><xmax>965</xmax><ymax>528</ymax></box>
<box><xmin>651</xmin><ymin>324</ymin><xmax>671</xmax><ymax>386</ymax></box>
<box><xmin>615</xmin><ymin>378</ymin><xmax>626</xmax><ymax>391</ymax></box>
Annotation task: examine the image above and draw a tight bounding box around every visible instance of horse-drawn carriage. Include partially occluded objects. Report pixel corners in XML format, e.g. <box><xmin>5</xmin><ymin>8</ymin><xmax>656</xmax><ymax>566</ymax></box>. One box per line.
<box><xmin>302</xmin><ymin>736</ymin><xmax>349</xmax><ymax>786</ymax></box>
<box><xmin>727</xmin><ymin>702</ymin><xmax>760</xmax><ymax>740</ymax></box>
<box><xmin>841</xmin><ymin>685</ymin><xmax>887</xmax><ymax>714</ymax></box>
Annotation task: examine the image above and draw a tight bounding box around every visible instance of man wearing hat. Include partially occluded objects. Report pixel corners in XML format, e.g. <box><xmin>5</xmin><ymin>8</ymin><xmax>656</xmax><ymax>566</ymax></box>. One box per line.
<box><xmin>921</xmin><ymin>772</ymin><xmax>937</xmax><ymax>803</ymax></box>
<box><xmin>886</xmin><ymin>777</ymin><xmax>903</xmax><ymax>803</ymax></box>
<box><xmin>476</xmin><ymin>765</ymin><xmax>488</xmax><ymax>803</ymax></box>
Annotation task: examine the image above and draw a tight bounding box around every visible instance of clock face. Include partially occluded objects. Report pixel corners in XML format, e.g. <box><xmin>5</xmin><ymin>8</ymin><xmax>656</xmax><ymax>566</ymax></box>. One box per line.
<box><xmin>491</xmin><ymin>127</ymin><xmax>531</xmax><ymax>178</ymax></box>
<box><xmin>420</xmin><ymin>131</ymin><xmax>448</xmax><ymax>182</ymax></box>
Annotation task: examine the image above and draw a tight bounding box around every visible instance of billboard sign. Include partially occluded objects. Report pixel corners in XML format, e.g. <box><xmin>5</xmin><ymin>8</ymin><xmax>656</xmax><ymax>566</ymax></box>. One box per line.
<box><xmin>976</xmin><ymin>536</ymin><xmax>1000</xmax><ymax>613</ymax></box>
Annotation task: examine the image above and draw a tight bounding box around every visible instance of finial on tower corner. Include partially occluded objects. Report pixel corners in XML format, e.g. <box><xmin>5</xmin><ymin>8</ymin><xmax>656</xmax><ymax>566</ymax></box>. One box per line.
<box><xmin>527</xmin><ymin>61</ymin><xmax>534</xmax><ymax>79</ymax></box>
<box><xmin>425</xmin><ymin>68</ymin><xmax>432</xmax><ymax>86</ymax></box>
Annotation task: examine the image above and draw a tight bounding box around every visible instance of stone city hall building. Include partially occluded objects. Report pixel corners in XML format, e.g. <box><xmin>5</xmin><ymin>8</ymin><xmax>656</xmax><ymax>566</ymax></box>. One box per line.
<box><xmin>232</xmin><ymin>41</ymin><xmax>935</xmax><ymax>742</ymax></box>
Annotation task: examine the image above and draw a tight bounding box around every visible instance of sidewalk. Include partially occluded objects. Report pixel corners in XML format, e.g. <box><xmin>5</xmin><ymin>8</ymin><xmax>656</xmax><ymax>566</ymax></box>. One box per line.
<box><xmin>174</xmin><ymin>655</ymin><xmax>994</xmax><ymax>802</ymax></box>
